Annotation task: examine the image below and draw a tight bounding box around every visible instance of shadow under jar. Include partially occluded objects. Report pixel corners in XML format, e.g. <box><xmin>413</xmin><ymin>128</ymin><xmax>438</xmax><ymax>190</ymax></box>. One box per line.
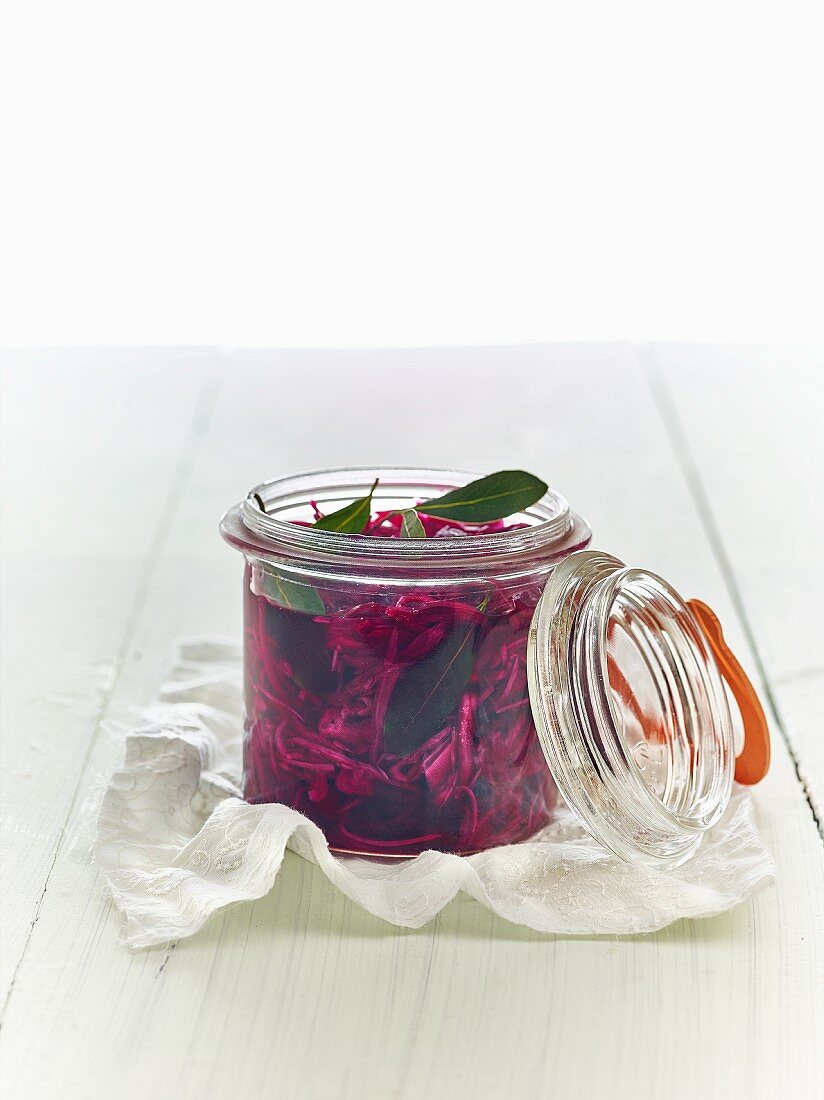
<box><xmin>220</xmin><ymin>467</ymin><xmax>592</xmax><ymax>856</ymax></box>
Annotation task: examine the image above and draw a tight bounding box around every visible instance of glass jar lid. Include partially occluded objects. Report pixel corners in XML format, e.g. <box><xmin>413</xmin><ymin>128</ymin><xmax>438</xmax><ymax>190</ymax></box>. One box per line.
<box><xmin>527</xmin><ymin>550</ymin><xmax>746</xmax><ymax>867</ymax></box>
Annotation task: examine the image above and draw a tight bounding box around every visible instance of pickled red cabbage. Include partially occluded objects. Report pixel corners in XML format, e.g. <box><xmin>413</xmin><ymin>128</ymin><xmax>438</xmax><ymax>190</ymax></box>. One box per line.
<box><xmin>242</xmin><ymin>511</ymin><xmax>556</xmax><ymax>854</ymax></box>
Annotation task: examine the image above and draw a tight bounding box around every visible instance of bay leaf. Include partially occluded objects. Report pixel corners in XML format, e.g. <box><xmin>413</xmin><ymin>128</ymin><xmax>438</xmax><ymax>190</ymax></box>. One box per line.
<box><xmin>256</xmin><ymin>568</ymin><xmax>326</xmax><ymax>615</ymax></box>
<box><xmin>417</xmin><ymin>470</ymin><xmax>547</xmax><ymax>523</ymax></box>
<box><xmin>399</xmin><ymin>509</ymin><xmax>425</xmax><ymax>539</ymax></box>
<box><xmin>383</xmin><ymin>621</ymin><xmax>479</xmax><ymax>756</ymax></box>
<box><xmin>313</xmin><ymin>477</ymin><xmax>379</xmax><ymax>533</ymax></box>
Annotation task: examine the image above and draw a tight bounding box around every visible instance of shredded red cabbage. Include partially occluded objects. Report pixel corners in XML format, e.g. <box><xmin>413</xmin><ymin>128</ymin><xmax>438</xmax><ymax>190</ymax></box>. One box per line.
<box><xmin>243</xmin><ymin>510</ymin><xmax>556</xmax><ymax>854</ymax></box>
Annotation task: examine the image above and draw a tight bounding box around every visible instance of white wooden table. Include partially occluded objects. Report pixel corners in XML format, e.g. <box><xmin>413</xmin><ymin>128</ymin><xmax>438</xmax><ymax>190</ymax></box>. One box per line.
<box><xmin>2</xmin><ymin>345</ymin><xmax>823</xmax><ymax>1100</ymax></box>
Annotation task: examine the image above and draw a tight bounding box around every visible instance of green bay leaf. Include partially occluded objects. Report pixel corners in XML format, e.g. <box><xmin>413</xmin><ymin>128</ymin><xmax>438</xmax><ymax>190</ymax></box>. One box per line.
<box><xmin>399</xmin><ymin>509</ymin><xmax>425</xmax><ymax>539</ymax></box>
<box><xmin>417</xmin><ymin>470</ymin><xmax>547</xmax><ymax>523</ymax></box>
<box><xmin>383</xmin><ymin>621</ymin><xmax>479</xmax><ymax>756</ymax></box>
<box><xmin>313</xmin><ymin>477</ymin><xmax>379</xmax><ymax>533</ymax></box>
<box><xmin>256</xmin><ymin>568</ymin><xmax>325</xmax><ymax>615</ymax></box>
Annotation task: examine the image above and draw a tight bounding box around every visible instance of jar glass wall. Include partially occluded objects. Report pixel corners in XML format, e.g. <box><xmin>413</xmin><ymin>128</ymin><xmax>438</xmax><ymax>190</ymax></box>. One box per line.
<box><xmin>221</xmin><ymin>468</ymin><xmax>592</xmax><ymax>856</ymax></box>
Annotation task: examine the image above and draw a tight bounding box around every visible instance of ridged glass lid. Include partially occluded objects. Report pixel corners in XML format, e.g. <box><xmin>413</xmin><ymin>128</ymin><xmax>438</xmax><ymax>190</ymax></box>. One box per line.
<box><xmin>527</xmin><ymin>551</ymin><xmax>736</xmax><ymax>867</ymax></box>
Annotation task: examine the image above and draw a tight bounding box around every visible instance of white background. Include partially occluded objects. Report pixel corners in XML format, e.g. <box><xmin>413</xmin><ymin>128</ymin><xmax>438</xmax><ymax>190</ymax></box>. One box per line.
<box><xmin>1</xmin><ymin>0</ymin><xmax>823</xmax><ymax>347</ymax></box>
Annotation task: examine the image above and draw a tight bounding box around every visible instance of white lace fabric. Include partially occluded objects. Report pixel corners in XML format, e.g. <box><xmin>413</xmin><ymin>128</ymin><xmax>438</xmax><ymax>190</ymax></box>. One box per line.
<box><xmin>94</xmin><ymin>640</ymin><xmax>775</xmax><ymax>949</ymax></box>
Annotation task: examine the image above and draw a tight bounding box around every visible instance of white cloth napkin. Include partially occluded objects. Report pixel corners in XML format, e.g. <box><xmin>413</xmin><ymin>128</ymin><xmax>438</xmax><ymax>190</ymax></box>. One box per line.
<box><xmin>94</xmin><ymin>639</ymin><xmax>775</xmax><ymax>948</ymax></box>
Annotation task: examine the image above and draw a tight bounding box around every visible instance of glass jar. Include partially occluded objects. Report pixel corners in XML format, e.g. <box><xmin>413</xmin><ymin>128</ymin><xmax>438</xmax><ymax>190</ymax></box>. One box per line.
<box><xmin>221</xmin><ymin>467</ymin><xmax>770</xmax><ymax>865</ymax></box>
<box><xmin>221</xmin><ymin>467</ymin><xmax>592</xmax><ymax>856</ymax></box>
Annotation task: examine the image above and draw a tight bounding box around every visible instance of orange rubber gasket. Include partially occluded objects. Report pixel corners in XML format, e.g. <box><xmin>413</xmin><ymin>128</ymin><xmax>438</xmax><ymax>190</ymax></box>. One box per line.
<box><xmin>687</xmin><ymin>599</ymin><xmax>771</xmax><ymax>784</ymax></box>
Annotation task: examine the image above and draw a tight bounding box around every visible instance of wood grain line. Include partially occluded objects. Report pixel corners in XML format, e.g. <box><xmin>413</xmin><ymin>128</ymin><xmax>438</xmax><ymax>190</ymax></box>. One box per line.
<box><xmin>642</xmin><ymin>344</ymin><xmax>823</xmax><ymax>841</ymax></box>
<box><xmin>0</xmin><ymin>364</ymin><xmax>224</xmax><ymax>1024</ymax></box>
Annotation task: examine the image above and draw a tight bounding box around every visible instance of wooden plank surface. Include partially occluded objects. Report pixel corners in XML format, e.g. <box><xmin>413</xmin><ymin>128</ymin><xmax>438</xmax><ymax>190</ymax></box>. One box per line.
<box><xmin>0</xmin><ymin>349</ymin><xmax>222</xmax><ymax>1004</ymax></box>
<box><xmin>649</xmin><ymin>343</ymin><xmax>824</xmax><ymax>828</ymax></box>
<box><xmin>0</xmin><ymin>345</ymin><xmax>822</xmax><ymax>1100</ymax></box>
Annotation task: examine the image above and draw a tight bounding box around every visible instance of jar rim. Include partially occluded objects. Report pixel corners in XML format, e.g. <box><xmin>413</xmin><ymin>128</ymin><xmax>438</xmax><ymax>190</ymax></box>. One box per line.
<box><xmin>221</xmin><ymin>466</ymin><xmax>592</xmax><ymax>572</ymax></box>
